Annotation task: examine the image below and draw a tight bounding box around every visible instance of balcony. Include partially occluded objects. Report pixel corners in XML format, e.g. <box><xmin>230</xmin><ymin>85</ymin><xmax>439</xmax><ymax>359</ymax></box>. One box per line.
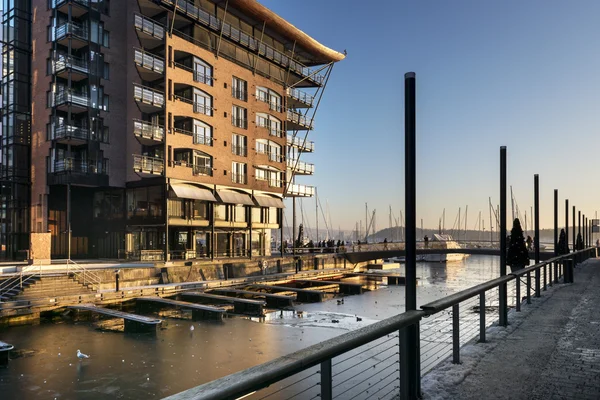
<box><xmin>231</xmin><ymin>173</ymin><xmax>247</xmax><ymax>185</ymax></box>
<box><xmin>53</xmin><ymin>90</ymin><xmax>90</xmax><ymax>113</ymax></box>
<box><xmin>51</xmin><ymin>124</ymin><xmax>91</xmax><ymax>145</ymax></box>
<box><xmin>54</xmin><ymin>22</ymin><xmax>89</xmax><ymax>49</ymax></box>
<box><xmin>172</xmin><ymin>95</ymin><xmax>213</xmax><ymax>117</ymax></box>
<box><xmin>134</xmin><ymin>14</ymin><xmax>165</xmax><ymax>49</ymax></box>
<box><xmin>134</xmin><ymin>48</ymin><xmax>165</xmax><ymax>81</ymax></box>
<box><xmin>133</xmin><ymin>119</ymin><xmax>164</xmax><ymax>145</ymax></box>
<box><xmin>53</xmin><ymin>0</ymin><xmax>89</xmax><ymax>18</ymax></box>
<box><xmin>173</xmin><ymin>127</ymin><xmax>213</xmax><ymax>147</ymax></box>
<box><xmin>133</xmin><ymin>154</ymin><xmax>164</xmax><ymax>177</ymax></box>
<box><xmin>52</xmin><ymin>54</ymin><xmax>89</xmax><ymax>81</ymax></box>
<box><xmin>256</xmin><ymin>148</ymin><xmax>285</xmax><ymax>163</ymax></box>
<box><xmin>158</xmin><ymin>0</ymin><xmax>325</xmax><ymax>87</ymax></box>
<box><xmin>48</xmin><ymin>158</ymin><xmax>109</xmax><ymax>187</ymax></box>
<box><xmin>286</xmin><ymin>183</ymin><xmax>315</xmax><ymax>197</ymax></box>
<box><xmin>256</xmin><ymin>120</ymin><xmax>284</xmax><ymax>138</ymax></box>
<box><xmin>193</xmin><ymin>165</ymin><xmax>213</xmax><ymax>177</ymax></box>
<box><xmin>287</xmin><ymin>135</ymin><xmax>314</xmax><ymax>153</ymax></box>
<box><xmin>287</xmin><ymin>87</ymin><xmax>314</xmax><ymax>108</ymax></box>
<box><xmin>134</xmin><ymin>84</ymin><xmax>164</xmax><ymax>113</ymax></box>
<box><xmin>287</xmin><ymin>159</ymin><xmax>314</xmax><ymax>175</ymax></box>
<box><xmin>256</xmin><ymin>89</ymin><xmax>283</xmax><ymax>112</ymax></box>
<box><xmin>173</xmin><ymin>62</ymin><xmax>214</xmax><ymax>86</ymax></box>
<box><xmin>287</xmin><ymin>110</ymin><xmax>313</xmax><ymax>131</ymax></box>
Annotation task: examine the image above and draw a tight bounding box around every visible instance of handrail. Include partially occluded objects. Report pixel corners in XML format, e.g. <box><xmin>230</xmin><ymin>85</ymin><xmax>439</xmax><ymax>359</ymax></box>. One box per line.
<box><xmin>163</xmin><ymin>310</ymin><xmax>423</xmax><ymax>400</ymax></box>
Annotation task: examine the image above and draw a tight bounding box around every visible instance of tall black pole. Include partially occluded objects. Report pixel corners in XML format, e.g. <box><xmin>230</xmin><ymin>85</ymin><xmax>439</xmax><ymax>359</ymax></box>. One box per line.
<box><xmin>554</xmin><ymin>190</ymin><xmax>558</xmax><ymax>256</ymax></box>
<box><xmin>499</xmin><ymin>146</ymin><xmax>507</xmax><ymax>326</ymax></box>
<box><xmin>534</xmin><ymin>174</ymin><xmax>540</xmax><ymax>297</ymax></box>
<box><xmin>573</xmin><ymin>206</ymin><xmax>576</xmax><ymax>252</ymax></box>
<box><xmin>400</xmin><ymin>72</ymin><xmax>419</xmax><ymax>399</ymax></box>
<box><xmin>583</xmin><ymin>215</ymin><xmax>586</xmax><ymax>248</ymax></box>
<box><xmin>578</xmin><ymin>210</ymin><xmax>581</xmax><ymax>247</ymax></box>
<box><xmin>565</xmin><ymin>199</ymin><xmax>569</xmax><ymax>252</ymax></box>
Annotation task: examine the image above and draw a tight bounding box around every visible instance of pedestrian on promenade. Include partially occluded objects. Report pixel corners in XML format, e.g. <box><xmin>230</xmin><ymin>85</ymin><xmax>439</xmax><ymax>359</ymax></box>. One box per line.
<box><xmin>526</xmin><ymin>235</ymin><xmax>533</xmax><ymax>251</ymax></box>
<box><xmin>424</xmin><ymin>235</ymin><xmax>429</xmax><ymax>248</ymax></box>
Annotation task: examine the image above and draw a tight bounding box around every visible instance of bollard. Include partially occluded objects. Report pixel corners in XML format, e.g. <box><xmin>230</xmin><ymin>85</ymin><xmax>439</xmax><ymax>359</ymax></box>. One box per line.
<box><xmin>565</xmin><ymin>258</ymin><xmax>574</xmax><ymax>283</ymax></box>
<box><xmin>479</xmin><ymin>292</ymin><xmax>486</xmax><ymax>342</ymax></box>
<box><xmin>452</xmin><ymin>304</ymin><xmax>460</xmax><ymax>364</ymax></box>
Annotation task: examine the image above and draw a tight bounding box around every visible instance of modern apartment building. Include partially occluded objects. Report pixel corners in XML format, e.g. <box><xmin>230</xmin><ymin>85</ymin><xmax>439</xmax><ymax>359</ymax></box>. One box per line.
<box><xmin>0</xmin><ymin>0</ymin><xmax>344</xmax><ymax>261</ymax></box>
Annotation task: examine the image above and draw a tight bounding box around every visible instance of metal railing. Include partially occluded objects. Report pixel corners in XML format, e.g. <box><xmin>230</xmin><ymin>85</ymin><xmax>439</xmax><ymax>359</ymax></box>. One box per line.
<box><xmin>194</xmin><ymin>70</ymin><xmax>213</xmax><ymax>86</ymax></box>
<box><xmin>287</xmin><ymin>159</ymin><xmax>315</xmax><ymax>174</ymax></box>
<box><xmin>52</xmin><ymin>124</ymin><xmax>90</xmax><ymax>141</ymax></box>
<box><xmin>256</xmin><ymin>147</ymin><xmax>284</xmax><ymax>162</ymax></box>
<box><xmin>286</xmin><ymin>183</ymin><xmax>315</xmax><ymax>197</ymax></box>
<box><xmin>287</xmin><ymin>135</ymin><xmax>315</xmax><ymax>152</ymax></box>
<box><xmin>133</xmin><ymin>154</ymin><xmax>164</xmax><ymax>175</ymax></box>
<box><xmin>134</xmin><ymin>13</ymin><xmax>165</xmax><ymax>40</ymax></box>
<box><xmin>231</xmin><ymin>172</ymin><xmax>247</xmax><ymax>184</ymax></box>
<box><xmin>193</xmin><ymin>103</ymin><xmax>213</xmax><ymax>116</ymax></box>
<box><xmin>52</xmin><ymin>0</ymin><xmax>90</xmax><ymax>7</ymax></box>
<box><xmin>53</xmin><ymin>158</ymin><xmax>107</xmax><ymax>174</ymax></box>
<box><xmin>287</xmin><ymin>87</ymin><xmax>315</xmax><ymax>107</ymax></box>
<box><xmin>159</xmin><ymin>0</ymin><xmax>326</xmax><ymax>85</ymax></box>
<box><xmin>232</xmin><ymin>88</ymin><xmax>247</xmax><ymax>101</ymax></box>
<box><xmin>133</xmin><ymin>84</ymin><xmax>164</xmax><ymax>107</ymax></box>
<box><xmin>256</xmin><ymin>120</ymin><xmax>284</xmax><ymax>138</ymax></box>
<box><xmin>165</xmin><ymin>247</ymin><xmax>597</xmax><ymax>400</ymax></box>
<box><xmin>256</xmin><ymin>90</ymin><xmax>283</xmax><ymax>112</ymax></box>
<box><xmin>231</xmin><ymin>145</ymin><xmax>247</xmax><ymax>157</ymax></box>
<box><xmin>133</xmin><ymin>119</ymin><xmax>164</xmax><ymax>141</ymax></box>
<box><xmin>52</xmin><ymin>54</ymin><xmax>89</xmax><ymax>75</ymax></box>
<box><xmin>287</xmin><ymin>109</ymin><xmax>313</xmax><ymax>129</ymax></box>
<box><xmin>54</xmin><ymin>22</ymin><xmax>88</xmax><ymax>41</ymax></box>
<box><xmin>193</xmin><ymin>165</ymin><xmax>212</xmax><ymax>176</ymax></box>
<box><xmin>54</xmin><ymin>90</ymin><xmax>90</xmax><ymax>108</ymax></box>
<box><xmin>134</xmin><ymin>48</ymin><xmax>165</xmax><ymax>74</ymax></box>
<box><xmin>231</xmin><ymin>117</ymin><xmax>247</xmax><ymax>129</ymax></box>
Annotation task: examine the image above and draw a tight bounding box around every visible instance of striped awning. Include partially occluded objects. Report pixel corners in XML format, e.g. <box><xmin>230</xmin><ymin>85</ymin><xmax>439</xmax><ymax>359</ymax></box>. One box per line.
<box><xmin>254</xmin><ymin>195</ymin><xmax>285</xmax><ymax>208</ymax></box>
<box><xmin>216</xmin><ymin>190</ymin><xmax>254</xmax><ymax>206</ymax></box>
<box><xmin>170</xmin><ymin>183</ymin><xmax>216</xmax><ymax>202</ymax></box>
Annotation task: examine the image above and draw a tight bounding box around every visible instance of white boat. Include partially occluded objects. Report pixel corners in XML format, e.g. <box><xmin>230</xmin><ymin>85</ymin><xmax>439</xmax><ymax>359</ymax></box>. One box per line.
<box><xmin>422</xmin><ymin>234</ymin><xmax>469</xmax><ymax>263</ymax></box>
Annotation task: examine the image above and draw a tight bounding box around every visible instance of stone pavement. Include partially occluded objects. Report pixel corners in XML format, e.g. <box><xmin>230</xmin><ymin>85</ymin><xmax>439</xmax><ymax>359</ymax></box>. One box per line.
<box><xmin>424</xmin><ymin>258</ymin><xmax>600</xmax><ymax>400</ymax></box>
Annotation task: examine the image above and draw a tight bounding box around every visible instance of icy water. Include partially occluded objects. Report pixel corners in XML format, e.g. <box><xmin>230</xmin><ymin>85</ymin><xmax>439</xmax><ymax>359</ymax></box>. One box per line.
<box><xmin>0</xmin><ymin>255</ymin><xmax>500</xmax><ymax>399</ymax></box>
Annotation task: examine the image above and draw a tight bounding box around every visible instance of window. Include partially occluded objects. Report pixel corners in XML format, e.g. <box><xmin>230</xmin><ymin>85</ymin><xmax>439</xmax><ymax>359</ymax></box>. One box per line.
<box><xmin>232</xmin><ymin>134</ymin><xmax>247</xmax><ymax>157</ymax></box>
<box><xmin>193</xmin><ymin>151</ymin><xmax>212</xmax><ymax>176</ymax></box>
<box><xmin>194</xmin><ymin>88</ymin><xmax>212</xmax><ymax>116</ymax></box>
<box><xmin>256</xmin><ymin>86</ymin><xmax>282</xmax><ymax>112</ymax></box>
<box><xmin>232</xmin><ymin>105</ymin><xmax>247</xmax><ymax>129</ymax></box>
<box><xmin>255</xmin><ymin>167</ymin><xmax>282</xmax><ymax>188</ymax></box>
<box><xmin>256</xmin><ymin>139</ymin><xmax>282</xmax><ymax>162</ymax></box>
<box><xmin>256</xmin><ymin>113</ymin><xmax>282</xmax><ymax>137</ymax></box>
<box><xmin>193</xmin><ymin>120</ymin><xmax>212</xmax><ymax>146</ymax></box>
<box><xmin>232</xmin><ymin>162</ymin><xmax>247</xmax><ymax>184</ymax></box>
<box><xmin>194</xmin><ymin>57</ymin><xmax>213</xmax><ymax>85</ymax></box>
<box><xmin>232</xmin><ymin>76</ymin><xmax>247</xmax><ymax>101</ymax></box>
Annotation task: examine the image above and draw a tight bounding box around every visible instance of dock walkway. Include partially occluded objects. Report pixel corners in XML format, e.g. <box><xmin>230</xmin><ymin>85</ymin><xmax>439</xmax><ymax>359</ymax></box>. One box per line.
<box><xmin>135</xmin><ymin>297</ymin><xmax>226</xmax><ymax>321</ymax></box>
<box><xmin>68</xmin><ymin>303</ymin><xmax>161</xmax><ymax>333</ymax></box>
<box><xmin>423</xmin><ymin>258</ymin><xmax>600</xmax><ymax>400</ymax></box>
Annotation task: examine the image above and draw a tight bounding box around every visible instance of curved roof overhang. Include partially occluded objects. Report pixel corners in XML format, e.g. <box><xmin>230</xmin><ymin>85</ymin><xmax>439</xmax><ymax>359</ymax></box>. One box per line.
<box><xmin>231</xmin><ymin>0</ymin><xmax>346</xmax><ymax>64</ymax></box>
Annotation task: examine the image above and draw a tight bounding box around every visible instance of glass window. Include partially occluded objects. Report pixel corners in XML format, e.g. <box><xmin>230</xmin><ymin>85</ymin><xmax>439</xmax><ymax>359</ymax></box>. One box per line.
<box><xmin>232</xmin><ymin>76</ymin><xmax>247</xmax><ymax>101</ymax></box>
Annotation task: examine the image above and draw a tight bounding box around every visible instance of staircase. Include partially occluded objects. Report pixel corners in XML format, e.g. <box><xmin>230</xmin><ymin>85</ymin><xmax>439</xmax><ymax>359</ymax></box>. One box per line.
<box><xmin>5</xmin><ymin>275</ymin><xmax>94</xmax><ymax>301</ymax></box>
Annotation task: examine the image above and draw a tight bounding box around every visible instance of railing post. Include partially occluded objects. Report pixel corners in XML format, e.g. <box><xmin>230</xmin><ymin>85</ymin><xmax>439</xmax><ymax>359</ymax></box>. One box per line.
<box><xmin>320</xmin><ymin>359</ymin><xmax>332</xmax><ymax>400</ymax></box>
<box><xmin>549</xmin><ymin>262</ymin><xmax>553</xmax><ymax>287</ymax></box>
<box><xmin>499</xmin><ymin>146</ymin><xmax>508</xmax><ymax>327</ymax></box>
<box><xmin>565</xmin><ymin>258</ymin><xmax>574</xmax><ymax>283</ymax></box>
<box><xmin>534</xmin><ymin>174</ymin><xmax>540</xmax><ymax>297</ymax></box>
<box><xmin>526</xmin><ymin>272</ymin><xmax>531</xmax><ymax>304</ymax></box>
<box><xmin>515</xmin><ymin>276</ymin><xmax>521</xmax><ymax>312</ymax></box>
<box><xmin>479</xmin><ymin>292</ymin><xmax>486</xmax><ymax>343</ymax></box>
<box><xmin>452</xmin><ymin>304</ymin><xmax>460</xmax><ymax>364</ymax></box>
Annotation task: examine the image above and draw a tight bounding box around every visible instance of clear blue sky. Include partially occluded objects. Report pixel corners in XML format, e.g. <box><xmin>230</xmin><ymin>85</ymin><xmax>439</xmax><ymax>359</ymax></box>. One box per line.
<box><xmin>261</xmin><ymin>0</ymin><xmax>600</xmax><ymax>233</ymax></box>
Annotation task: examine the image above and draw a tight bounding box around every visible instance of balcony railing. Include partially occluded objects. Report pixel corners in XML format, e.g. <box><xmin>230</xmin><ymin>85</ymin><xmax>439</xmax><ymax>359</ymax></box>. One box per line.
<box><xmin>193</xmin><ymin>103</ymin><xmax>213</xmax><ymax>116</ymax></box>
<box><xmin>231</xmin><ymin>172</ymin><xmax>247</xmax><ymax>184</ymax></box>
<box><xmin>232</xmin><ymin>88</ymin><xmax>247</xmax><ymax>101</ymax></box>
<box><xmin>52</xmin><ymin>124</ymin><xmax>90</xmax><ymax>141</ymax></box>
<box><xmin>287</xmin><ymin>110</ymin><xmax>313</xmax><ymax>129</ymax></box>
<box><xmin>52</xmin><ymin>54</ymin><xmax>89</xmax><ymax>75</ymax></box>
<box><xmin>287</xmin><ymin>135</ymin><xmax>314</xmax><ymax>152</ymax></box>
<box><xmin>287</xmin><ymin>183</ymin><xmax>315</xmax><ymax>197</ymax></box>
<box><xmin>193</xmin><ymin>165</ymin><xmax>213</xmax><ymax>176</ymax></box>
<box><xmin>287</xmin><ymin>87</ymin><xmax>315</xmax><ymax>107</ymax></box>
<box><xmin>55</xmin><ymin>22</ymin><xmax>88</xmax><ymax>41</ymax></box>
<box><xmin>134</xmin><ymin>13</ymin><xmax>165</xmax><ymax>40</ymax></box>
<box><xmin>287</xmin><ymin>159</ymin><xmax>315</xmax><ymax>174</ymax></box>
<box><xmin>54</xmin><ymin>90</ymin><xmax>90</xmax><ymax>108</ymax></box>
<box><xmin>53</xmin><ymin>158</ymin><xmax>108</xmax><ymax>174</ymax></box>
<box><xmin>173</xmin><ymin>127</ymin><xmax>214</xmax><ymax>146</ymax></box>
<box><xmin>232</xmin><ymin>145</ymin><xmax>247</xmax><ymax>157</ymax></box>
<box><xmin>159</xmin><ymin>0</ymin><xmax>325</xmax><ymax>85</ymax></box>
<box><xmin>133</xmin><ymin>119</ymin><xmax>164</xmax><ymax>141</ymax></box>
<box><xmin>134</xmin><ymin>84</ymin><xmax>165</xmax><ymax>107</ymax></box>
<box><xmin>256</xmin><ymin>146</ymin><xmax>284</xmax><ymax>162</ymax></box>
<box><xmin>256</xmin><ymin>89</ymin><xmax>283</xmax><ymax>112</ymax></box>
<box><xmin>134</xmin><ymin>48</ymin><xmax>165</xmax><ymax>74</ymax></box>
<box><xmin>194</xmin><ymin>71</ymin><xmax>213</xmax><ymax>86</ymax></box>
<box><xmin>232</xmin><ymin>117</ymin><xmax>247</xmax><ymax>129</ymax></box>
<box><xmin>52</xmin><ymin>0</ymin><xmax>89</xmax><ymax>7</ymax></box>
<box><xmin>133</xmin><ymin>154</ymin><xmax>164</xmax><ymax>175</ymax></box>
<box><xmin>256</xmin><ymin>120</ymin><xmax>284</xmax><ymax>138</ymax></box>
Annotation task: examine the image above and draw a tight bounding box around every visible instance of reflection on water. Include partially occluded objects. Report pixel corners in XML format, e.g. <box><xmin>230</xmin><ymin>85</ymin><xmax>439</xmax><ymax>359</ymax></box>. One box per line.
<box><xmin>0</xmin><ymin>256</ymin><xmax>500</xmax><ymax>399</ymax></box>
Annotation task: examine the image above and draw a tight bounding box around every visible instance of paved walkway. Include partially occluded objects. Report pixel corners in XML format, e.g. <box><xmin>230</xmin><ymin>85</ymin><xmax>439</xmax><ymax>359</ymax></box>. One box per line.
<box><xmin>423</xmin><ymin>258</ymin><xmax>600</xmax><ymax>400</ymax></box>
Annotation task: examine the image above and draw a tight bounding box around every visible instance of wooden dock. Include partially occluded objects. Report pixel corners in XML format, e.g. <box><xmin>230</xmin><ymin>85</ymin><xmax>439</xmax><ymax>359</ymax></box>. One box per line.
<box><xmin>210</xmin><ymin>288</ymin><xmax>294</xmax><ymax>308</ymax></box>
<box><xmin>342</xmin><ymin>273</ymin><xmax>407</xmax><ymax>285</ymax></box>
<box><xmin>249</xmin><ymin>284</ymin><xmax>324</xmax><ymax>303</ymax></box>
<box><xmin>68</xmin><ymin>304</ymin><xmax>162</xmax><ymax>333</ymax></box>
<box><xmin>180</xmin><ymin>292</ymin><xmax>265</xmax><ymax>316</ymax></box>
<box><xmin>135</xmin><ymin>297</ymin><xmax>226</xmax><ymax>321</ymax></box>
<box><xmin>294</xmin><ymin>279</ymin><xmax>363</xmax><ymax>295</ymax></box>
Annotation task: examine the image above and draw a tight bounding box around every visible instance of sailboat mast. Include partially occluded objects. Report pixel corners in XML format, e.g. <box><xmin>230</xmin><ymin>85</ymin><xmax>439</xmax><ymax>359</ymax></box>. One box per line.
<box><xmin>489</xmin><ymin>197</ymin><xmax>493</xmax><ymax>244</ymax></box>
<box><xmin>510</xmin><ymin>186</ymin><xmax>515</xmax><ymax>221</ymax></box>
<box><xmin>465</xmin><ymin>205</ymin><xmax>468</xmax><ymax>242</ymax></box>
<box><xmin>315</xmin><ymin>187</ymin><xmax>319</xmax><ymax>243</ymax></box>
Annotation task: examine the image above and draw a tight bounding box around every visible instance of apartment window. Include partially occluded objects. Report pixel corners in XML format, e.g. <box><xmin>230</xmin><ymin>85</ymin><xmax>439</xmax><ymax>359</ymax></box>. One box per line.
<box><xmin>193</xmin><ymin>150</ymin><xmax>213</xmax><ymax>176</ymax></box>
<box><xmin>194</xmin><ymin>57</ymin><xmax>213</xmax><ymax>86</ymax></box>
<box><xmin>256</xmin><ymin>139</ymin><xmax>282</xmax><ymax>162</ymax></box>
<box><xmin>256</xmin><ymin>113</ymin><xmax>282</xmax><ymax>137</ymax></box>
<box><xmin>231</xmin><ymin>105</ymin><xmax>247</xmax><ymax>129</ymax></box>
<box><xmin>193</xmin><ymin>120</ymin><xmax>212</xmax><ymax>146</ymax></box>
<box><xmin>232</xmin><ymin>76</ymin><xmax>247</xmax><ymax>101</ymax></box>
<box><xmin>256</xmin><ymin>86</ymin><xmax>282</xmax><ymax>112</ymax></box>
<box><xmin>232</xmin><ymin>134</ymin><xmax>247</xmax><ymax>157</ymax></box>
<box><xmin>194</xmin><ymin>88</ymin><xmax>213</xmax><ymax>116</ymax></box>
<box><xmin>255</xmin><ymin>167</ymin><xmax>282</xmax><ymax>188</ymax></box>
<box><xmin>232</xmin><ymin>162</ymin><xmax>247</xmax><ymax>184</ymax></box>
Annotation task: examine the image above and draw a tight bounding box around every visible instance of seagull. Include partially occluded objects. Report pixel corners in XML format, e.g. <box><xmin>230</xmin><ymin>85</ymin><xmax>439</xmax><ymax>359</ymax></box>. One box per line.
<box><xmin>77</xmin><ymin>349</ymin><xmax>90</xmax><ymax>360</ymax></box>
<box><xmin>190</xmin><ymin>325</ymin><xmax>195</xmax><ymax>331</ymax></box>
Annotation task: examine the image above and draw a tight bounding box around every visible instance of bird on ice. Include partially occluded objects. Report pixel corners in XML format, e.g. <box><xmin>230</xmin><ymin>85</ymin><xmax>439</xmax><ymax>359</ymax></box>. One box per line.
<box><xmin>77</xmin><ymin>349</ymin><xmax>90</xmax><ymax>360</ymax></box>
<box><xmin>190</xmin><ymin>325</ymin><xmax>195</xmax><ymax>331</ymax></box>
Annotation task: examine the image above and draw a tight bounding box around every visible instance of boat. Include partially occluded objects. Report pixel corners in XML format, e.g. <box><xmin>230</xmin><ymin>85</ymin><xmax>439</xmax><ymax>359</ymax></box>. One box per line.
<box><xmin>422</xmin><ymin>234</ymin><xmax>469</xmax><ymax>263</ymax></box>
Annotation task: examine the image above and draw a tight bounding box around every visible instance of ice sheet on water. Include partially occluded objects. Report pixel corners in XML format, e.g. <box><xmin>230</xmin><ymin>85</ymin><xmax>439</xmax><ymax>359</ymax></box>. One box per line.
<box><xmin>255</xmin><ymin>310</ymin><xmax>377</xmax><ymax>331</ymax></box>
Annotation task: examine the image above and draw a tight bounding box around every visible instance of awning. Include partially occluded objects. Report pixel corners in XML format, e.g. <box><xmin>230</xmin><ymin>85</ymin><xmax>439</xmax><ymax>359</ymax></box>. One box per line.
<box><xmin>216</xmin><ymin>190</ymin><xmax>254</xmax><ymax>206</ymax></box>
<box><xmin>254</xmin><ymin>195</ymin><xmax>285</xmax><ymax>208</ymax></box>
<box><xmin>171</xmin><ymin>183</ymin><xmax>216</xmax><ymax>202</ymax></box>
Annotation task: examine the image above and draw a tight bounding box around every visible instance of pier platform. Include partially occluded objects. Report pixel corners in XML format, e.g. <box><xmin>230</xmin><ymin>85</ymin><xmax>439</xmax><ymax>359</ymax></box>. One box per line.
<box><xmin>293</xmin><ymin>279</ymin><xmax>363</xmax><ymax>295</ymax></box>
<box><xmin>423</xmin><ymin>258</ymin><xmax>600</xmax><ymax>400</ymax></box>
<box><xmin>249</xmin><ymin>284</ymin><xmax>324</xmax><ymax>302</ymax></box>
<box><xmin>135</xmin><ymin>297</ymin><xmax>226</xmax><ymax>321</ymax></box>
<box><xmin>68</xmin><ymin>304</ymin><xmax>162</xmax><ymax>333</ymax></box>
<box><xmin>210</xmin><ymin>288</ymin><xmax>294</xmax><ymax>308</ymax></box>
<box><xmin>179</xmin><ymin>292</ymin><xmax>265</xmax><ymax>316</ymax></box>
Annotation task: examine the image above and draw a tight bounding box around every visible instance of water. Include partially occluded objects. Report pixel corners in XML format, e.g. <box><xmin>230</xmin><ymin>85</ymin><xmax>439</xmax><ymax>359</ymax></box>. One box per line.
<box><xmin>0</xmin><ymin>255</ymin><xmax>500</xmax><ymax>399</ymax></box>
